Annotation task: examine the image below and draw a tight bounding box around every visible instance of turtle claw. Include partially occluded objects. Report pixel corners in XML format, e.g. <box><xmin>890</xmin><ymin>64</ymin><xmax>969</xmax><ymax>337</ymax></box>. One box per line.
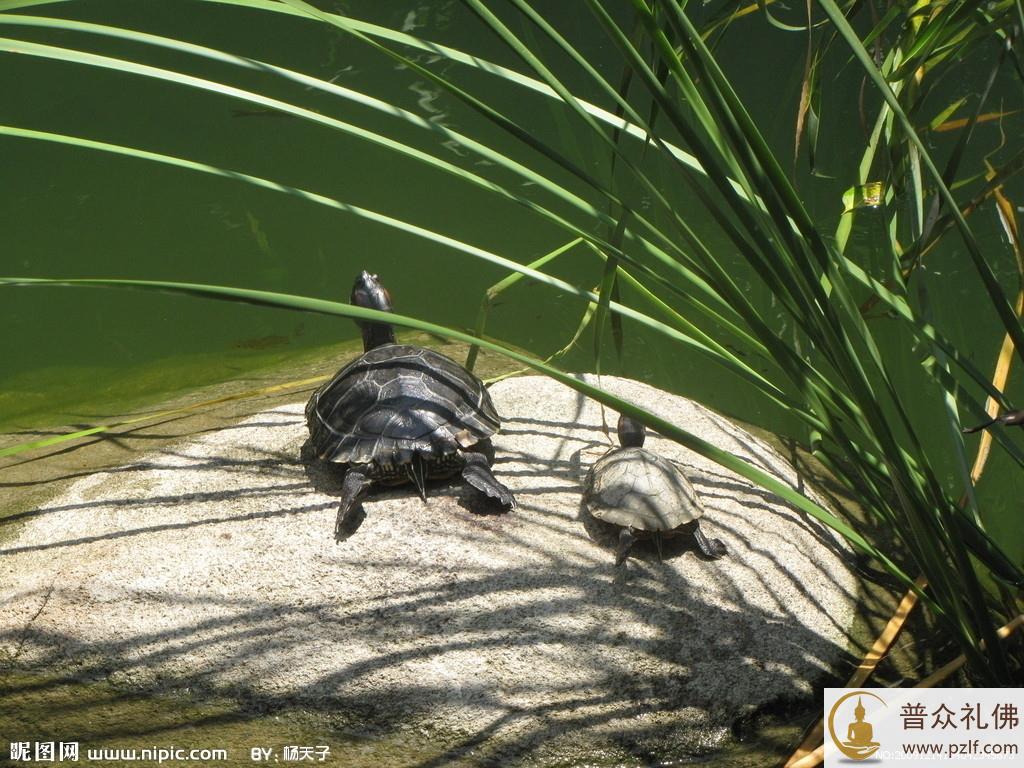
<box><xmin>614</xmin><ymin>526</ymin><xmax>636</xmax><ymax>566</ymax></box>
<box><xmin>335</xmin><ymin>469</ymin><xmax>372</xmax><ymax>542</ymax></box>
<box><xmin>335</xmin><ymin>503</ymin><xmax>366</xmax><ymax>542</ymax></box>
<box><xmin>461</xmin><ymin>452</ymin><xmax>516</xmax><ymax>510</ymax></box>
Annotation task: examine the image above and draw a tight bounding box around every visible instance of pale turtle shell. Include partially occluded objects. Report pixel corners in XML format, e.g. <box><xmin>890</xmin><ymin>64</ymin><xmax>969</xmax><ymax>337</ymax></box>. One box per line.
<box><xmin>583</xmin><ymin>447</ymin><xmax>705</xmax><ymax>531</ymax></box>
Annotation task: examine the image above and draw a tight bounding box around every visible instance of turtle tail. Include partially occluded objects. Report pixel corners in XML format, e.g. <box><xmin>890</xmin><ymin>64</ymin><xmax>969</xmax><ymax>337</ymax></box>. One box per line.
<box><xmin>406</xmin><ymin>455</ymin><xmax>429</xmax><ymax>502</ymax></box>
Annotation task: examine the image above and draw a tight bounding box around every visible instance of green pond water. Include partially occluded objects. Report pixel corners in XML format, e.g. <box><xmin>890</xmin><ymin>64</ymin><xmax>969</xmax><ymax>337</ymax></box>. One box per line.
<box><xmin>2</xmin><ymin>0</ymin><xmax>1023</xmax><ymax>764</ymax></box>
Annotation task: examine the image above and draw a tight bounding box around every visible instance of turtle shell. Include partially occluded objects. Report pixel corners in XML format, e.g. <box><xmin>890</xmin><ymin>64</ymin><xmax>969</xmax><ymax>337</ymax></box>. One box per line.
<box><xmin>583</xmin><ymin>447</ymin><xmax>704</xmax><ymax>532</ymax></box>
<box><xmin>305</xmin><ymin>344</ymin><xmax>500</xmax><ymax>466</ymax></box>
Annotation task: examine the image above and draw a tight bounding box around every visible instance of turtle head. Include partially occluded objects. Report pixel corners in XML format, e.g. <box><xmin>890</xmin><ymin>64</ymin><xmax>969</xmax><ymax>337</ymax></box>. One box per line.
<box><xmin>351</xmin><ymin>270</ymin><xmax>396</xmax><ymax>350</ymax></box>
<box><xmin>617</xmin><ymin>414</ymin><xmax>646</xmax><ymax>448</ymax></box>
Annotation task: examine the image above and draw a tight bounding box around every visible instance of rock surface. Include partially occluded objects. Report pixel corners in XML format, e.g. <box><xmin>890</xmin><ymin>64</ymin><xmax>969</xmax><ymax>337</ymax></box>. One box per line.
<box><xmin>0</xmin><ymin>375</ymin><xmax>859</xmax><ymax>762</ymax></box>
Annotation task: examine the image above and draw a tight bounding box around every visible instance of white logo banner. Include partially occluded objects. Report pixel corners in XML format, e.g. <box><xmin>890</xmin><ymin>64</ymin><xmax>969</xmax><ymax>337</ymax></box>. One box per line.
<box><xmin>824</xmin><ymin>688</ymin><xmax>1022</xmax><ymax>766</ymax></box>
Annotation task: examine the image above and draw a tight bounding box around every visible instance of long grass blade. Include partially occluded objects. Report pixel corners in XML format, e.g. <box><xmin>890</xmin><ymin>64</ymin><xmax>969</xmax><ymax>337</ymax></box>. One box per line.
<box><xmin>817</xmin><ymin>0</ymin><xmax>1024</xmax><ymax>365</ymax></box>
<box><xmin>0</xmin><ymin>125</ymin><xmax>821</xmax><ymax>427</ymax></box>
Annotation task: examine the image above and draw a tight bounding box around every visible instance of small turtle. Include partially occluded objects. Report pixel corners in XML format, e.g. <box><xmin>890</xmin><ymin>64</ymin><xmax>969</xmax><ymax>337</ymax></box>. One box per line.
<box><xmin>306</xmin><ymin>271</ymin><xmax>516</xmax><ymax>540</ymax></box>
<box><xmin>583</xmin><ymin>414</ymin><xmax>727</xmax><ymax>565</ymax></box>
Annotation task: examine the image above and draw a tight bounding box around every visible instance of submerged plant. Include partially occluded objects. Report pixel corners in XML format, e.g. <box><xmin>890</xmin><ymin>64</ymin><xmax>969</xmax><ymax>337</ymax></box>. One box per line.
<box><xmin>1</xmin><ymin>0</ymin><xmax>1022</xmax><ymax>686</ymax></box>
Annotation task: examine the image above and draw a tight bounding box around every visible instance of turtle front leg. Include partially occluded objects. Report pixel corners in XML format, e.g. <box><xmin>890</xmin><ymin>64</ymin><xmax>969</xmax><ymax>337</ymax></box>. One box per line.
<box><xmin>614</xmin><ymin>526</ymin><xmax>637</xmax><ymax>566</ymax></box>
<box><xmin>335</xmin><ymin>469</ymin><xmax>373</xmax><ymax>542</ymax></box>
<box><xmin>460</xmin><ymin>451</ymin><xmax>516</xmax><ymax>509</ymax></box>
<box><xmin>691</xmin><ymin>523</ymin><xmax>727</xmax><ymax>559</ymax></box>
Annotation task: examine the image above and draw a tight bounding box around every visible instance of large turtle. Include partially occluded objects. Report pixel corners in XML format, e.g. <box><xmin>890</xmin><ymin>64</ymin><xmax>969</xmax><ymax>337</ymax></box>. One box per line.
<box><xmin>583</xmin><ymin>414</ymin><xmax>727</xmax><ymax>565</ymax></box>
<box><xmin>306</xmin><ymin>271</ymin><xmax>516</xmax><ymax>540</ymax></box>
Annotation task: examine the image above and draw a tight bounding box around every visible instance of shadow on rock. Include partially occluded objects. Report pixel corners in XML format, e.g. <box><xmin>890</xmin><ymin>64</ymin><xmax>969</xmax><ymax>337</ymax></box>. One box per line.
<box><xmin>0</xmin><ymin>380</ymin><xmax>865</xmax><ymax>766</ymax></box>
<box><xmin>301</xmin><ymin>438</ymin><xmax>512</xmax><ymax>544</ymax></box>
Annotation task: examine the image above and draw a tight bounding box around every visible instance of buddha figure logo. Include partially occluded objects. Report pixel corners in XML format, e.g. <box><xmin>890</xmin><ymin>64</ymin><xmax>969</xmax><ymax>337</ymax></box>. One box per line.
<box><xmin>827</xmin><ymin>690</ymin><xmax>887</xmax><ymax>760</ymax></box>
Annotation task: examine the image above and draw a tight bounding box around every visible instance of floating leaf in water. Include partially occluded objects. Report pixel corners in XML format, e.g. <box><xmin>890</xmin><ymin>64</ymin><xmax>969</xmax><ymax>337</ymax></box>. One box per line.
<box><xmin>232</xmin><ymin>108</ymin><xmax>295</xmax><ymax>119</ymax></box>
<box><xmin>841</xmin><ymin>181</ymin><xmax>884</xmax><ymax>213</ymax></box>
<box><xmin>933</xmin><ymin>110</ymin><xmax>1019</xmax><ymax>133</ymax></box>
<box><xmin>928</xmin><ymin>97</ymin><xmax>967</xmax><ymax>131</ymax></box>
<box><xmin>232</xmin><ymin>334</ymin><xmax>291</xmax><ymax>350</ymax></box>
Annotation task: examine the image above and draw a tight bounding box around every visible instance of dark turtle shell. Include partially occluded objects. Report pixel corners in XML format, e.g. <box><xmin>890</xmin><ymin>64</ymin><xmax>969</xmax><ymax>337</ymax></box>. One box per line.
<box><xmin>305</xmin><ymin>344</ymin><xmax>500</xmax><ymax>467</ymax></box>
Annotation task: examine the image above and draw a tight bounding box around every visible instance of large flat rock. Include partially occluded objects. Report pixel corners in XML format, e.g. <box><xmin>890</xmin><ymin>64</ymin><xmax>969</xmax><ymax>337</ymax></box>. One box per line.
<box><xmin>0</xmin><ymin>375</ymin><xmax>859</xmax><ymax>761</ymax></box>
